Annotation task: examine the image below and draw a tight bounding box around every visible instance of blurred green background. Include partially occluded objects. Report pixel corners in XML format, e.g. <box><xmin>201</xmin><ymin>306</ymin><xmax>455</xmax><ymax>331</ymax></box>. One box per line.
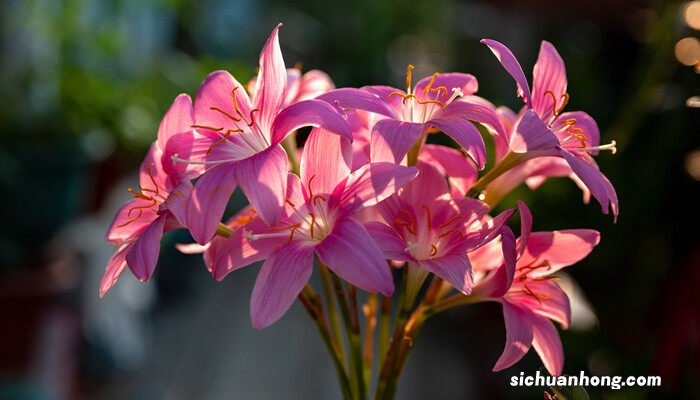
<box><xmin>0</xmin><ymin>0</ymin><xmax>697</xmax><ymax>399</ymax></box>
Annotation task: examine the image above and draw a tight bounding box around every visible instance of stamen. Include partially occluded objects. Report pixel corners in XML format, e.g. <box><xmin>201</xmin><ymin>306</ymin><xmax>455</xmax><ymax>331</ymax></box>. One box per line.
<box><xmin>422</xmin><ymin>73</ymin><xmax>439</xmax><ymax>94</ymax></box>
<box><xmin>127</xmin><ymin>188</ymin><xmax>152</xmax><ymax>201</ymax></box>
<box><xmin>207</xmin><ymin>128</ymin><xmax>243</xmax><ymax>155</ymax></box>
<box><xmin>247</xmin><ymin>108</ymin><xmax>260</xmax><ymax>127</ymax></box>
<box><xmin>439</xmin><ymin>215</ymin><xmax>464</xmax><ymax>228</ymax></box>
<box><xmin>398</xmin><ymin>209</ymin><xmax>416</xmax><ymax>230</ymax></box>
<box><xmin>430</xmin><ymin>243</ymin><xmax>438</xmax><ymax>257</ymax></box>
<box><xmin>445</xmin><ymin>87</ymin><xmax>464</xmax><ymax>105</ymax></box>
<box><xmin>285</xmin><ymin>199</ymin><xmax>296</xmax><ymax>207</ymax></box>
<box><xmin>192</xmin><ymin>124</ymin><xmax>223</xmax><ymax>132</ymax></box>
<box><xmin>575</xmin><ymin>140</ymin><xmax>617</xmax><ymax>155</ymax></box>
<box><xmin>429</xmin><ymin>86</ymin><xmax>448</xmax><ymax>98</ymax></box>
<box><xmin>544</xmin><ymin>90</ymin><xmax>560</xmax><ymax>117</ymax></box>
<box><xmin>438</xmin><ymin>229</ymin><xmax>465</xmax><ymax>239</ymax></box>
<box><xmin>558</xmin><ymin>93</ymin><xmax>570</xmax><ymax>114</ymax></box>
<box><xmin>294</xmin><ymin>62</ymin><xmax>303</xmax><ymax>71</ymax></box>
<box><xmin>421</xmin><ymin>205</ymin><xmax>432</xmax><ymax>229</ymax></box>
<box><xmin>395</xmin><ymin>219</ymin><xmax>417</xmax><ymax>235</ymax></box>
<box><xmin>231</xmin><ymin>87</ymin><xmax>249</xmax><ymax>123</ymax></box>
<box><xmin>210</xmin><ymin>106</ymin><xmax>241</xmax><ymax>122</ymax></box>
<box><xmin>522</xmin><ymin>284</ymin><xmax>550</xmax><ymax>304</ymax></box>
<box><xmin>406</xmin><ymin>64</ymin><xmax>415</xmax><ymax>93</ymax></box>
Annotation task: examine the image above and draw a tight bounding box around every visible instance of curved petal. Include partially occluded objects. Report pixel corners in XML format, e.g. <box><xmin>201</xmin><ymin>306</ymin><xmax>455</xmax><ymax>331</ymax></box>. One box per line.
<box><xmin>186</xmin><ymin>164</ymin><xmax>237</xmax><ymax>244</ymax></box>
<box><xmin>364</xmin><ymin>221</ymin><xmax>411</xmax><ymax>261</ymax></box>
<box><xmin>532</xmin><ymin>316</ymin><xmax>564</xmax><ymax>376</ymax></box>
<box><xmin>445</xmin><ymin>96</ymin><xmax>507</xmax><ymax>139</ymax></box>
<box><xmin>253</xmin><ymin>23</ymin><xmax>287</xmax><ymax>135</ymax></box>
<box><xmin>516</xmin><ymin>200</ymin><xmax>532</xmax><ymax>257</ymax></box>
<box><xmin>481</xmin><ymin>39</ymin><xmax>533</xmax><ymax>107</ymax></box>
<box><xmin>558</xmin><ymin>150</ymin><xmax>618</xmax><ymax>219</ymax></box>
<box><xmin>552</xmin><ymin>111</ymin><xmax>600</xmax><ymax>153</ymax></box>
<box><xmin>428</xmin><ymin>116</ymin><xmax>487</xmax><ymax>169</ymax></box>
<box><xmin>160</xmin><ymin>179</ymin><xmax>193</xmax><ymax>227</ymax></box>
<box><xmin>99</xmin><ymin>242</ymin><xmax>134</xmax><ymax>297</ymax></box>
<box><xmin>234</xmin><ymin>145</ymin><xmax>289</xmax><ymax>226</ymax></box>
<box><xmin>414</xmin><ymin>72</ymin><xmax>479</xmax><ymax>103</ymax></box>
<box><xmin>317</xmin><ymin>88</ymin><xmax>396</xmax><ymax>118</ymax></box>
<box><xmin>420</xmin><ymin>254</ymin><xmax>474</xmax><ymax>295</ymax></box>
<box><xmin>250</xmin><ymin>240</ymin><xmax>314</xmax><ymax>329</ymax></box>
<box><xmin>401</xmin><ymin>161</ymin><xmax>451</xmax><ymax>205</ymax></box>
<box><xmin>473</xmin><ymin>226</ymin><xmax>516</xmax><ymax>298</ymax></box>
<box><xmin>519</xmin><ymin>229</ymin><xmax>600</xmax><ymax>276</ymax></box>
<box><xmin>106</xmin><ymin>199</ymin><xmax>159</xmax><ymax>244</ymax></box>
<box><xmin>270</xmin><ymin>99</ymin><xmax>352</xmax><ymax>145</ymax></box>
<box><xmin>532</xmin><ymin>41</ymin><xmax>568</xmax><ymax>123</ymax></box>
<box><xmin>464</xmin><ymin>208</ymin><xmax>516</xmax><ymax>251</ymax></box>
<box><xmin>516</xmin><ymin>280</ymin><xmax>571</xmax><ymax>329</ymax></box>
<box><xmin>125</xmin><ymin>214</ymin><xmax>167</xmax><ymax>281</ymax></box>
<box><xmin>419</xmin><ymin>144</ymin><xmax>477</xmax><ymax>196</ymax></box>
<box><xmin>157</xmin><ymin>94</ymin><xmax>194</xmax><ymax>154</ymax></box>
<box><xmin>295</xmin><ymin>69</ymin><xmax>335</xmax><ymax>102</ymax></box>
<box><xmin>300</xmin><ymin>127</ymin><xmax>353</xmax><ymax>197</ymax></box>
<box><xmin>194</xmin><ymin>70</ymin><xmax>252</xmax><ymax>137</ymax></box>
<box><xmin>212</xmin><ymin>219</ymin><xmax>287</xmax><ymax>280</ymax></box>
<box><xmin>511</xmin><ymin>110</ymin><xmax>560</xmax><ymax>153</ymax></box>
<box><xmin>493</xmin><ymin>302</ymin><xmax>534</xmax><ymax>372</ymax></box>
<box><xmin>316</xmin><ymin>219</ymin><xmax>394</xmax><ymax>296</ymax></box>
<box><xmin>370</xmin><ymin>119</ymin><xmax>424</xmax><ymax>164</ymax></box>
<box><xmin>331</xmin><ymin>162</ymin><xmax>418</xmax><ymax>217</ymax></box>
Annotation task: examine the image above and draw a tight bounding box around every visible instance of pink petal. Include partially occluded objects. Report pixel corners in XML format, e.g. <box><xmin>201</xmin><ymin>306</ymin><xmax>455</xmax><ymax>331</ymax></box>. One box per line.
<box><xmin>516</xmin><ymin>280</ymin><xmax>571</xmax><ymax>329</ymax></box>
<box><xmin>516</xmin><ymin>200</ymin><xmax>532</xmax><ymax>257</ymax></box>
<box><xmin>250</xmin><ymin>240</ymin><xmax>315</xmax><ymax>329</ymax></box>
<box><xmin>414</xmin><ymin>72</ymin><xmax>479</xmax><ymax>102</ymax></box>
<box><xmin>160</xmin><ymin>179</ymin><xmax>193</xmax><ymax>227</ymax></box>
<box><xmin>420</xmin><ymin>254</ymin><xmax>474</xmax><ymax>295</ymax></box>
<box><xmin>300</xmin><ymin>127</ymin><xmax>352</xmax><ymax>197</ymax></box>
<box><xmin>552</xmin><ymin>111</ymin><xmax>600</xmax><ymax>153</ymax></box>
<box><xmin>270</xmin><ymin>99</ymin><xmax>352</xmax><ymax>145</ymax></box>
<box><xmin>558</xmin><ymin>150</ymin><xmax>618</xmax><ymax>219</ymax></box>
<box><xmin>474</xmin><ymin>226</ymin><xmax>516</xmax><ymax>298</ymax></box>
<box><xmin>317</xmin><ymin>87</ymin><xmax>396</xmax><ymax>118</ymax></box>
<box><xmin>464</xmin><ymin>208</ymin><xmax>516</xmax><ymax>251</ymax></box>
<box><xmin>316</xmin><ymin>219</ymin><xmax>394</xmax><ymax>296</ymax></box>
<box><xmin>532</xmin><ymin>41</ymin><xmax>568</xmax><ymax>122</ymax></box>
<box><xmin>234</xmin><ymin>145</ymin><xmax>288</xmax><ymax>226</ymax></box>
<box><xmin>125</xmin><ymin>215</ymin><xmax>167</xmax><ymax>281</ymax></box>
<box><xmin>331</xmin><ymin>162</ymin><xmax>418</xmax><ymax>217</ymax></box>
<box><xmin>428</xmin><ymin>116</ymin><xmax>487</xmax><ymax>169</ymax></box>
<box><xmin>99</xmin><ymin>242</ymin><xmax>133</xmax><ymax>297</ymax></box>
<box><xmin>370</xmin><ymin>119</ymin><xmax>425</xmax><ymax>164</ymax></box>
<box><xmin>175</xmin><ymin>242</ymin><xmax>210</xmax><ymax>254</ymax></box>
<box><xmin>106</xmin><ymin>199</ymin><xmax>159</xmax><ymax>244</ymax></box>
<box><xmin>295</xmin><ymin>69</ymin><xmax>335</xmax><ymax>102</ymax></box>
<box><xmin>531</xmin><ymin>316</ymin><xmax>564</xmax><ymax>375</ymax></box>
<box><xmin>364</xmin><ymin>221</ymin><xmax>411</xmax><ymax>261</ymax></box>
<box><xmin>481</xmin><ymin>39</ymin><xmax>533</xmax><ymax>107</ymax></box>
<box><xmin>253</xmin><ymin>23</ymin><xmax>287</xmax><ymax>135</ymax></box>
<box><xmin>510</xmin><ymin>110</ymin><xmax>560</xmax><ymax>153</ymax></box>
<box><xmin>519</xmin><ymin>229</ymin><xmax>600</xmax><ymax>276</ymax></box>
<box><xmin>157</xmin><ymin>93</ymin><xmax>194</xmax><ymax>162</ymax></box>
<box><xmin>444</xmin><ymin>96</ymin><xmax>507</xmax><ymax>140</ymax></box>
<box><xmin>419</xmin><ymin>144</ymin><xmax>477</xmax><ymax>196</ymax></box>
<box><xmin>493</xmin><ymin>302</ymin><xmax>534</xmax><ymax>371</ymax></box>
<box><xmin>212</xmin><ymin>219</ymin><xmax>287</xmax><ymax>281</ymax></box>
<box><xmin>194</xmin><ymin>70</ymin><xmax>252</xmax><ymax>137</ymax></box>
<box><xmin>186</xmin><ymin>164</ymin><xmax>237</xmax><ymax>244</ymax></box>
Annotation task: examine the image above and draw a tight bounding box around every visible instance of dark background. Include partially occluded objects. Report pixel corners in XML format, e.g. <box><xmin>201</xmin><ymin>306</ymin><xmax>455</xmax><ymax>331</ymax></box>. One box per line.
<box><xmin>0</xmin><ymin>0</ymin><xmax>697</xmax><ymax>398</ymax></box>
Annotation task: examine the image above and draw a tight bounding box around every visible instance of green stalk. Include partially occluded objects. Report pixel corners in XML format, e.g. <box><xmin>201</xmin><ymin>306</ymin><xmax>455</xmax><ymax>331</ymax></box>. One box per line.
<box><xmin>466</xmin><ymin>151</ymin><xmax>527</xmax><ymax>198</ymax></box>
<box><xmin>320</xmin><ymin>264</ymin><xmax>346</xmax><ymax>365</ymax></box>
<box><xmin>281</xmin><ymin>135</ymin><xmax>300</xmax><ymax>174</ymax></box>
<box><xmin>377</xmin><ymin>295</ymin><xmax>392</xmax><ymax>366</ymax></box>
<box><xmin>363</xmin><ymin>293</ymin><xmax>378</xmax><ymax>386</ymax></box>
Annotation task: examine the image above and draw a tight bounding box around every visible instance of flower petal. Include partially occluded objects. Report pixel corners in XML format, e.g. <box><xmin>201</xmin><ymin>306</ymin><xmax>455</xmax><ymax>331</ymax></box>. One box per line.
<box><xmin>420</xmin><ymin>254</ymin><xmax>474</xmax><ymax>295</ymax></box>
<box><xmin>531</xmin><ymin>316</ymin><xmax>564</xmax><ymax>376</ymax></box>
<box><xmin>519</xmin><ymin>229</ymin><xmax>600</xmax><ymax>276</ymax></box>
<box><xmin>473</xmin><ymin>226</ymin><xmax>516</xmax><ymax>298</ymax></box>
<box><xmin>106</xmin><ymin>199</ymin><xmax>159</xmax><ymax>244</ymax></box>
<box><xmin>428</xmin><ymin>116</ymin><xmax>487</xmax><ymax>169</ymax></box>
<box><xmin>317</xmin><ymin>87</ymin><xmax>396</xmax><ymax>118</ymax></box>
<box><xmin>445</xmin><ymin>96</ymin><xmax>508</xmax><ymax>140</ymax></box>
<box><xmin>493</xmin><ymin>302</ymin><xmax>534</xmax><ymax>372</ymax></box>
<box><xmin>331</xmin><ymin>162</ymin><xmax>418</xmax><ymax>217</ymax></box>
<box><xmin>558</xmin><ymin>150</ymin><xmax>618</xmax><ymax>219</ymax></box>
<box><xmin>186</xmin><ymin>164</ymin><xmax>237</xmax><ymax>244</ymax></box>
<box><xmin>364</xmin><ymin>221</ymin><xmax>411</xmax><ymax>261</ymax></box>
<box><xmin>250</xmin><ymin>240</ymin><xmax>314</xmax><ymax>329</ymax></box>
<box><xmin>419</xmin><ymin>144</ymin><xmax>477</xmax><ymax>197</ymax></box>
<box><xmin>253</xmin><ymin>23</ymin><xmax>287</xmax><ymax>135</ymax></box>
<box><xmin>234</xmin><ymin>145</ymin><xmax>288</xmax><ymax>226</ymax></box>
<box><xmin>160</xmin><ymin>179</ymin><xmax>193</xmax><ymax>227</ymax></box>
<box><xmin>212</xmin><ymin>219</ymin><xmax>287</xmax><ymax>280</ymax></box>
<box><xmin>157</xmin><ymin>94</ymin><xmax>194</xmax><ymax>154</ymax></box>
<box><xmin>295</xmin><ymin>69</ymin><xmax>335</xmax><ymax>102</ymax></box>
<box><xmin>510</xmin><ymin>110</ymin><xmax>560</xmax><ymax>153</ymax></box>
<box><xmin>552</xmin><ymin>111</ymin><xmax>600</xmax><ymax>153</ymax></box>
<box><xmin>532</xmin><ymin>41</ymin><xmax>568</xmax><ymax>123</ymax></box>
<box><xmin>270</xmin><ymin>99</ymin><xmax>352</xmax><ymax>145</ymax></box>
<box><xmin>481</xmin><ymin>39</ymin><xmax>533</xmax><ymax>107</ymax></box>
<box><xmin>414</xmin><ymin>72</ymin><xmax>479</xmax><ymax>103</ymax></box>
<box><xmin>316</xmin><ymin>219</ymin><xmax>394</xmax><ymax>296</ymax></box>
<box><xmin>300</xmin><ymin>127</ymin><xmax>352</xmax><ymax>197</ymax></box>
<box><xmin>99</xmin><ymin>242</ymin><xmax>134</xmax><ymax>297</ymax></box>
<box><xmin>125</xmin><ymin>214</ymin><xmax>167</xmax><ymax>281</ymax></box>
<box><xmin>370</xmin><ymin>119</ymin><xmax>425</xmax><ymax>164</ymax></box>
<box><xmin>516</xmin><ymin>200</ymin><xmax>532</xmax><ymax>257</ymax></box>
<box><xmin>194</xmin><ymin>70</ymin><xmax>252</xmax><ymax>136</ymax></box>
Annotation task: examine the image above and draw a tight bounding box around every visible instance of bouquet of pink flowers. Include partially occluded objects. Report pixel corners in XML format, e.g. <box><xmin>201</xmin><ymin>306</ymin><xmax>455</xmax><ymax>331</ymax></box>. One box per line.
<box><xmin>102</xmin><ymin>23</ymin><xmax>617</xmax><ymax>399</ymax></box>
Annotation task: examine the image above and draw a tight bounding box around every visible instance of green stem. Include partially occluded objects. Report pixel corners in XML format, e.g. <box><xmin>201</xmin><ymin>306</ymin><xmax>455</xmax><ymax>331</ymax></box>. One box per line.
<box><xmin>299</xmin><ymin>285</ymin><xmax>354</xmax><ymax>400</ymax></box>
<box><xmin>466</xmin><ymin>151</ymin><xmax>527</xmax><ymax>198</ymax></box>
<box><xmin>281</xmin><ymin>135</ymin><xmax>300</xmax><ymax>174</ymax></box>
<box><xmin>320</xmin><ymin>264</ymin><xmax>346</xmax><ymax>366</ymax></box>
<box><xmin>377</xmin><ymin>295</ymin><xmax>392</xmax><ymax>366</ymax></box>
<box><xmin>363</xmin><ymin>294</ymin><xmax>378</xmax><ymax>385</ymax></box>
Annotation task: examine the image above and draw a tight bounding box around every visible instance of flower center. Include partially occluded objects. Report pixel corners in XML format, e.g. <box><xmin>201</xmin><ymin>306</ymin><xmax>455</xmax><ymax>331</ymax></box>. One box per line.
<box><xmin>395</xmin><ymin>205</ymin><xmax>466</xmax><ymax>260</ymax></box>
<box><xmin>388</xmin><ymin>66</ymin><xmax>464</xmax><ymax>123</ymax></box>
<box><xmin>116</xmin><ymin>164</ymin><xmax>163</xmax><ymax>228</ymax></box>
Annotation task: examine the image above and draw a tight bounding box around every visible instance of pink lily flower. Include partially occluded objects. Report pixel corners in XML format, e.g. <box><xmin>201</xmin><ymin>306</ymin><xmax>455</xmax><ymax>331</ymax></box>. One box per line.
<box><xmin>474</xmin><ymin>201</ymin><xmax>600</xmax><ymax>375</ymax></box>
<box><xmin>247</xmin><ymin>67</ymin><xmax>335</xmax><ymax>108</ymax></box>
<box><xmin>318</xmin><ymin>66</ymin><xmax>500</xmax><ymax>169</ymax></box>
<box><xmin>481</xmin><ymin>39</ymin><xmax>618</xmax><ymax>219</ymax></box>
<box><xmin>166</xmin><ymin>24</ymin><xmax>352</xmax><ymax>244</ymax></box>
<box><xmin>211</xmin><ymin>128</ymin><xmax>418</xmax><ymax>328</ymax></box>
<box><xmin>102</xmin><ymin>94</ymin><xmax>196</xmax><ymax>296</ymax></box>
<box><xmin>365</xmin><ymin>162</ymin><xmax>515</xmax><ymax>294</ymax></box>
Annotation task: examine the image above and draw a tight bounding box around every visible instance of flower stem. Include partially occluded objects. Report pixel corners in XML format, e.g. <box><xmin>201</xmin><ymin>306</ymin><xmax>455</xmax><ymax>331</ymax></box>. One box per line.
<box><xmin>363</xmin><ymin>294</ymin><xmax>378</xmax><ymax>385</ymax></box>
<box><xmin>377</xmin><ymin>295</ymin><xmax>392</xmax><ymax>366</ymax></box>
<box><xmin>299</xmin><ymin>285</ymin><xmax>353</xmax><ymax>399</ymax></box>
<box><xmin>282</xmin><ymin>135</ymin><xmax>300</xmax><ymax>174</ymax></box>
<box><xmin>466</xmin><ymin>151</ymin><xmax>526</xmax><ymax>198</ymax></box>
<box><xmin>320</xmin><ymin>264</ymin><xmax>346</xmax><ymax>366</ymax></box>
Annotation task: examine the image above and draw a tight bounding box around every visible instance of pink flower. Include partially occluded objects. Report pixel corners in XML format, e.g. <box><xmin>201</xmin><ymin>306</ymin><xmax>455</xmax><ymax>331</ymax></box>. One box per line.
<box><xmin>365</xmin><ymin>162</ymin><xmax>515</xmax><ymax>294</ymax></box>
<box><xmin>166</xmin><ymin>24</ymin><xmax>352</xmax><ymax>244</ymax></box>
<box><xmin>247</xmin><ymin>67</ymin><xmax>335</xmax><ymax>108</ymax></box>
<box><xmin>474</xmin><ymin>202</ymin><xmax>600</xmax><ymax>375</ymax></box>
<box><xmin>318</xmin><ymin>66</ymin><xmax>499</xmax><ymax>169</ymax></box>
<box><xmin>211</xmin><ymin>128</ymin><xmax>418</xmax><ymax>328</ymax></box>
<box><xmin>481</xmin><ymin>39</ymin><xmax>618</xmax><ymax>219</ymax></box>
<box><xmin>101</xmin><ymin>94</ymin><xmax>196</xmax><ymax>296</ymax></box>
